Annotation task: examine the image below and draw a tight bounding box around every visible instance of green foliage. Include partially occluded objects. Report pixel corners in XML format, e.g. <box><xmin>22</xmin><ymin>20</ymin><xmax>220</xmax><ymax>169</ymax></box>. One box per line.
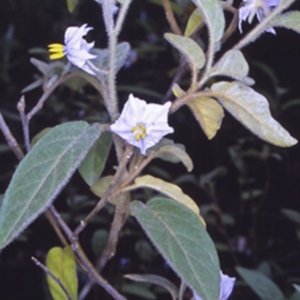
<box><xmin>0</xmin><ymin>122</ymin><xmax>101</xmax><ymax>249</ymax></box>
<box><xmin>46</xmin><ymin>246</ymin><xmax>78</xmax><ymax>300</ymax></box>
<box><xmin>131</xmin><ymin>197</ymin><xmax>220</xmax><ymax>300</ymax></box>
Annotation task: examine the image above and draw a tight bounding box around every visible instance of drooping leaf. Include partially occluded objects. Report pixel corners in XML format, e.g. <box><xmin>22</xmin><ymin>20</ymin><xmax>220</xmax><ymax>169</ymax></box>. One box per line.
<box><xmin>293</xmin><ymin>284</ymin><xmax>300</xmax><ymax>295</ymax></box>
<box><xmin>46</xmin><ymin>246</ymin><xmax>78</xmax><ymax>300</ymax></box>
<box><xmin>21</xmin><ymin>78</ymin><xmax>44</xmax><ymax>93</ymax></box>
<box><xmin>0</xmin><ymin>121</ymin><xmax>101</xmax><ymax>249</ymax></box>
<box><xmin>270</xmin><ymin>11</ymin><xmax>300</xmax><ymax>34</ymax></box>
<box><xmin>125</xmin><ymin>274</ymin><xmax>178</xmax><ymax>300</ymax></box>
<box><xmin>210</xmin><ymin>50</ymin><xmax>254</xmax><ymax>85</ymax></box>
<box><xmin>187</xmin><ymin>97</ymin><xmax>224</xmax><ymax>139</ymax></box>
<box><xmin>128</xmin><ymin>175</ymin><xmax>204</xmax><ymax>225</ymax></box>
<box><xmin>30</xmin><ymin>58</ymin><xmax>50</xmax><ymax>75</ymax></box>
<box><xmin>148</xmin><ymin>138</ymin><xmax>193</xmax><ymax>172</ymax></box>
<box><xmin>79</xmin><ymin>132</ymin><xmax>112</xmax><ymax>186</ymax></box>
<box><xmin>191</xmin><ymin>0</ymin><xmax>225</xmax><ymax>46</ymax></box>
<box><xmin>164</xmin><ymin>33</ymin><xmax>206</xmax><ymax>70</ymax></box>
<box><xmin>236</xmin><ymin>267</ymin><xmax>284</xmax><ymax>300</ymax></box>
<box><xmin>211</xmin><ymin>81</ymin><xmax>298</xmax><ymax>147</ymax></box>
<box><xmin>281</xmin><ymin>208</ymin><xmax>300</xmax><ymax>225</ymax></box>
<box><xmin>131</xmin><ymin>198</ymin><xmax>220</xmax><ymax>300</ymax></box>
<box><xmin>121</xmin><ymin>282</ymin><xmax>156</xmax><ymax>300</ymax></box>
<box><xmin>184</xmin><ymin>9</ymin><xmax>203</xmax><ymax>36</ymax></box>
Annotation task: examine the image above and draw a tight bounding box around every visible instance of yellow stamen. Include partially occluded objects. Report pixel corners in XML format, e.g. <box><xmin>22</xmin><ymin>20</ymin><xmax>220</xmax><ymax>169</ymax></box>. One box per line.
<box><xmin>48</xmin><ymin>43</ymin><xmax>65</xmax><ymax>60</ymax></box>
<box><xmin>132</xmin><ymin>123</ymin><xmax>147</xmax><ymax>141</ymax></box>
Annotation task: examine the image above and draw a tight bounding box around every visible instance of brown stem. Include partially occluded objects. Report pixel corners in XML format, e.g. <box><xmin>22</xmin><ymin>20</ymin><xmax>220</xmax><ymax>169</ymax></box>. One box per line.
<box><xmin>162</xmin><ymin>0</ymin><xmax>182</xmax><ymax>35</ymax></box>
<box><xmin>0</xmin><ymin>112</ymin><xmax>24</xmax><ymax>160</ymax></box>
<box><xmin>221</xmin><ymin>6</ymin><xmax>238</xmax><ymax>44</ymax></box>
<box><xmin>31</xmin><ymin>256</ymin><xmax>73</xmax><ymax>300</ymax></box>
<box><xmin>98</xmin><ymin>193</ymin><xmax>130</xmax><ymax>271</ymax></box>
<box><xmin>49</xmin><ymin>205</ymin><xmax>127</xmax><ymax>300</ymax></box>
<box><xmin>72</xmin><ymin>144</ymin><xmax>133</xmax><ymax>238</ymax></box>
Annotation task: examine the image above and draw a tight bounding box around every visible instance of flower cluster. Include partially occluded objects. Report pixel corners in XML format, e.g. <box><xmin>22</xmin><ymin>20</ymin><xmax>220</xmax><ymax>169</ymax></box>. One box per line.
<box><xmin>48</xmin><ymin>24</ymin><xmax>97</xmax><ymax>75</ymax></box>
<box><xmin>238</xmin><ymin>0</ymin><xmax>279</xmax><ymax>34</ymax></box>
<box><xmin>110</xmin><ymin>94</ymin><xmax>174</xmax><ymax>155</ymax></box>
<box><xmin>194</xmin><ymin>272</ymin><xmax>236</xmax><ymax>300</ymax></box>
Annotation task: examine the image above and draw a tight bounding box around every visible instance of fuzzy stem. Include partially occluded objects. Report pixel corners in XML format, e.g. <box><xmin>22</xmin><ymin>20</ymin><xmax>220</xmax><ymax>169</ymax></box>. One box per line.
<box><xmin>162</xmin><ymin>0</ymin><xmax>182</xmax><ymax>35</ymax></box>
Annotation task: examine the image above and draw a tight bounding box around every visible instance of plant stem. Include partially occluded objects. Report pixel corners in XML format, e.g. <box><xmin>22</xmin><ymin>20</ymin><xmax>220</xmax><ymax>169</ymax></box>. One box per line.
<box><xmin>0</xmin><ymin>111</ymin><xmax>24</xmax><ymax>160</ymax></box>
<box><xmin>162</xmin><ymin>0</ymin><xmax>182</xmax><ymax>35</ymax></box>
<box><xmin>32</xmin><ymin>256</ymin><xmax>73</xmax><ymax>300</ymax></box>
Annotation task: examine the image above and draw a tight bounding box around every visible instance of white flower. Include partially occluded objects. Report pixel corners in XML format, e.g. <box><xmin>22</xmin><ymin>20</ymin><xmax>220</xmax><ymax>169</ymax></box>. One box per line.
<box><xmin>110</xmin><ymin>94</ymin><xmax>174</xmax><ymax>155</ymax></box>
<box><xmin>48</xmin><ymin>24</ymin><xmax>97</xmax><ymax>75</ymax></box>
<box><xmin>194</xmin><ymin>271</ymin><xmax>236</xmax><ymax>300</ymax></box>
<box><xmin>238</xmin><ymin>0</ymin><xmax>279</xmax><ymax>34</ymax></box>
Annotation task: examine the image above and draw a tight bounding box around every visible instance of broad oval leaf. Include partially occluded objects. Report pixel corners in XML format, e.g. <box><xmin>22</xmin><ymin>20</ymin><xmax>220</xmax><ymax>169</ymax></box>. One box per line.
<box><xmin>0</xmin><ymin>121</ymin><xmax>101</xmax><ymax>249</ymax></box>
<box><xmin>164</xmin><ymin>33</ymin><xmax>206</xmax><ymax>70</ymax></box>
<box><xmin>269</xmin><ymin>11</ymin><xmax>300</xmax><ymax>34</ymax></box>
<box><xmin>191</xmin><ymin>0</ymin><xmax>225</xmax><ymax>46</ymax></box>
<box><xmin>125</xmin><ymin>274</ymin><xmax>178</xmax><ymax>300</ymax></box>
<box><xmin>188</xmin><ymin>97</ymin><xmax>224</xmax><ymax>139</ymax></box>
<box><xmin>46</xmin><ymin>246</ymin><xmax>78</xmax><ymax>300</ymax></box>
<box><xmin>128</xmin><ymin>175</ymin><xmax>204</xmax><ymax>225</ymax></box>
<box><xmin>79</xmin><ymin>132</ymin><xmax>112</xmax><ymax>186</ymax></box>
<box><xmin>210</xmin><ymin>50</ymin><xmax>254</xmax><ymax>85</ymax></box>
<box><xmin>236</xmin><ymin>267</ymin><xmax>284</xmax><ymax>300</ymax></box>
<box><xmin>211</xmin><ymin>81</ymin><xmax>298</xmax><ymax>147</ymax></box>
<box><xmin>131</xmin><ymin>197</ymin><xmax>220</xmax><ymax>300</ymax></box>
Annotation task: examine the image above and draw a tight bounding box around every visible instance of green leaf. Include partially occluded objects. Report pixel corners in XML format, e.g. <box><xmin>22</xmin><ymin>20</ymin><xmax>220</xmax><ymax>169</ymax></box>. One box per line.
<box><xmin>21</xmin><ymin>78</ymin><xmax>44</xmax><ymax>93</ymax></box>
<box><xmin>66</xmin><ymin>0</ymin><xmax>78</xmax><ymax>13</ymax></box>
<box><xmin>187</xmin><ymin>97</ymin><xmax>224</xmax><ymax>139</ymax></box>
<box><xmin>281</xmin><ymin>208</ymin><xmax>300</xmax><ymax>225</ymax></box>
<box><xmin>30</xmin><ymin>58</ymin><xmax>50</xmax><ymax>75</ymax></box>
<box><xmin>164</xmin><ymin>33</ymin><xmax>205</xmax><ymax>70</ymax></box>
<box><xmin>236</xmin><ymin>267</ymin><xmax>284</xmax><ymax>300</ymax></box>
<box><xmin>91</xmin><ymin>229</ymin><xmax>109</xmax><ymax>257</ymax></box>
<box><xmin>148</xmin><ymin>139</ymin><xmax>193</xmax><ymax>172</ymax></box>
<box><xmin>294</xmin><ymin>284</ymin><xmax>300</xmax><ymax>294</ymax></box>
<box><xmin>0</xmin><ymin>121</ymin><xmax>101</xmax><ymax>249</ymax></box>
<box><xmin>191</xmin><ymin>0</ymin><xmax>225</xmax><ymax>45</ymax></box>
<box><xmin>125</xmin><ymin>274</ymin><xmax>178</xmax><ymax>300</ymax></box>
<box><xmin>210</xmin><ymin>50</ymin><xmax>254</xmax><ymax>85</ymax></box>
<box><xmin>121</xmin><ymin>283</ymin><xmax>156</xmax><ymax>300</ymax></box>
<box><xmin>211</xmin><ymin>81</ymin><xmax>298</xmax><ymax>147</ymax></box>
<box><xmin>131</xmin><ymin>197</ymin><xmax>220</xmax><ymax>300</ymax></box>
<box><xmin>31</xmin><ymin>127</ymin><xmax>52</xmax><ymax>147</ymax></box>
<box><xmin>184</xmin><ymin>9</ymin><xmax>203</xmax><ymax>37</ymax></box>
<box><xmin>128</xmin><ymin>175</ymin><xmax>204</xmax><ymax>225</ymax></box>
<box><xmin>79</xmin><ymin>132</ymin><xmax>112</xmax><ymax>186</ymax></box>
<box><xmin>290</xmin><ymin>291</ymin><xmax>300</xmax><ymax>300</ymax></box>
<box><xmin>46</xmin><ymin>246</ymin><xmax>78</xmax><ymax>300</ymax></box>
<box><xmin>270</xmin><ymin>11</ymin><xmax>300</xmax><ymax>34</ymax></box>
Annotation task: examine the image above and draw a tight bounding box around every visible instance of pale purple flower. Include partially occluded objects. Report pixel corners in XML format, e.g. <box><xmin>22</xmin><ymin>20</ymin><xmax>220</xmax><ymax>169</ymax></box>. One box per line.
<box><xmin>193</xmin><ymin>271</ymin><xmax>236</xmax><ymax>300</ymax></box>
<box><xmin>238</xmin><ymin>0</ymin><xmax>279</xmax><ymax>34</ymax></box>
<box><xmin>110</xmin><ymin>94</ymin><xmax>174</xmax><ymax>155</ymax></box>
<box><xmin>48</xmin><ymin>24</ymin><xmax>97</xmax><ymax>75</ymax></box>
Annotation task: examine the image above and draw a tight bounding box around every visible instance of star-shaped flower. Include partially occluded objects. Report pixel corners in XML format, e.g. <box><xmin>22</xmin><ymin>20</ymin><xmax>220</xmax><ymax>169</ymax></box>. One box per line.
<box><xmin>194</xmin><ymin>271</ymin><xmax>236</xmax><ymax>300</ymax></box>
<box><xmin>110</xmin><ymin>94</ymin><xmax>174</xmax><ymax>155</ymax></box>
<box><xmin>48</xmin><ymin>24</ymin><xmax>97</xmax><ymax>75</ymax></box>
<box><xmin>238</xmin><ymin>0</ymin><xmax>279</xmax><ymax>34</ymax></box>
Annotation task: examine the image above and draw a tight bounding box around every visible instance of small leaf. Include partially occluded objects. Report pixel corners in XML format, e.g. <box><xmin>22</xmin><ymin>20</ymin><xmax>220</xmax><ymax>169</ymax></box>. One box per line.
<box><xmin>91</xmin><ymin>229</ymin><xmax>109</xmax><ymax>257</ymax></box>
<box><xmin>236</xmin><ymin>267</ymin><xmax>284</xmax><ymax>300</ymax></box>
<box><xmin>30</xmin><ymin>58</ymin><xmax>50</xmax><ymax>75</ymax></box>
<box><xmin>270</xmin><ymin>11</ymin><xmax>300</xmax><ymax>34</ymax></box>
<box><xmin>211</xmin><ymin>81</ymin><xmax>298</xmax><ymax>147</ymax></box>
<box><xmin>129</xmin><ymin>175</ymin><xmax>204</xmax><ymax>225</ymax></box>
<box><xmin>210</xmin><ymin>50</ymin><xmax>253</xmax><ymax>84</ymax></box>
<box><xmin>131</xmin><ymin>197</ymin><xmax>220</xmax><ymax>300</ymax></box>
<box><xmin>149</xmin><ymin>139</ymin><xmax>193</xmax><ymax>172</ymax></box>
<box><xmin>0</xmin><ymin>121</ymin><xmax>101</xmax><ymax>249</ymax></box>
<box><xmin>188</xmin><ymin>97</ymin><xmax>224</xmax><ymax>139</ymax></box>
<box><xmin>125</xmin><ymin>274</ymin><xmax>178</xmax><ymax>300</ymax></box>
<box><xmin>46</xmin><ymin>246</ymin><xmax>78</xmax><ymax>300</ymax></box>
<box><xmin>21</xmin><ymin>78</ymin><xmax>44</xmax><ymax>93</ymax></box>
<box><xmin>66</xmin><ymin>0</ymin><xmax>78</xmax><ymax>13</ymax></box>
<box><xmin>184</xmin><ymin>9</ymin><xmax>203</xmax><ymax>36</ymax></box>
<box><xmin>281</xmin><ymin>208</ymin><xmax>300</xmax><ymax>225</ymax></box>
<box><xmin>172</xmin><ymin>83</ymin><xmax>185</xmax><ymax>98</ymax></box>
<box><xmin>121</xmin><ymin>283</ymin><xmax>156</xmax><ymax>300</ymax></box>
<box><xmin>191</xmin><ymin>0</ymin><xmax>225</xmax><ymax>45</ymax></box>
<box><xmin>79</xmin><ymin>132</ymin><xmax>112</xmax><ymax>186</ymax></box>
<box><xmin>164</xmin><ymin>33</ymin><xmax>206</xmax><ymax>70</ymax></box>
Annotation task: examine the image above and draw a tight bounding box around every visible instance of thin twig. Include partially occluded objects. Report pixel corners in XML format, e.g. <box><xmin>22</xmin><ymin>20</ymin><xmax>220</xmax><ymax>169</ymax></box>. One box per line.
<box><xmin>17</xmin><ymin>96</ymin><xmax>31</xmax><ymax>152</ymax></box>
<box><xmin>31</xmin><ymin>256</ymin><xmax>73</xmax><ymax>300</ymax></box>
<box><xmin>162</xmin><ymin>0</ymin><xmax>182</xmax><ymax>35</ymax></box>
<box><xmin>0</xmin><ymin>111</ymin><xmax>24</xmax><ymax>160</ymax></box>
<box><xmin>221</xmin><ymin>5</ymin><xmax>238</xmax><ymax>44</ymax></box>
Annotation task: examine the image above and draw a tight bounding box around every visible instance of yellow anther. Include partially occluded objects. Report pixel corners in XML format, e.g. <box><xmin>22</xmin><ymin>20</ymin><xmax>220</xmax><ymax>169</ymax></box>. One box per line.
<box><xmin>131</xmin><ymin>123</ymin><xmax>146</xmax><ymax>141</ymax></box>
<box><xmin>48</xmin><ymin>43</ymin><xmax>65</xmax><ymax>60</ymax></box>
